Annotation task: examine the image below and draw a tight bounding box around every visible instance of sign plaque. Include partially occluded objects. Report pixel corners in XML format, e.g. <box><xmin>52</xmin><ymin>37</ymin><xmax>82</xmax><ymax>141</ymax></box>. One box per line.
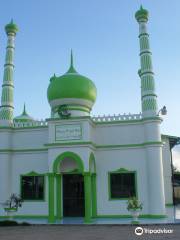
<box><xmin>55</xmin><ymin>124</ymin><xmax>82</xmax><ymax>141</ymax></box>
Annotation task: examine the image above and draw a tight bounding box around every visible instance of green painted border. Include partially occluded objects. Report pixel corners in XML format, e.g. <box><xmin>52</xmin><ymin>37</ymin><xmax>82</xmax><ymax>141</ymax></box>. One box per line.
<box><xmin>0</xmin><ymin>148</ymin><xmax>48</xmax><ymax>153</ymax></box>
<box><xmin>89</xmin><ymin>153</ymin><xmax>97</xmax><ymax>218</ymax></box>
<box><xmin>165</xmin><ymin>203</ymin><xmax>174</xmax><ymax>207</ymax></box>
<box><xmin>47</xmin><ymin>173</ymin><xmax>55</xmax><ymax>223</ymax></box>
<box><xmin>45</xmin><ymin>141</ymin><xmax>163</xmax><ymax>149</ymax></box>
<box><xmin>53</xmin><ymin>151</ymin><xmax>84</xmax><ymax>173</ymax></box>
<box><xmin>89</xmin><ymin>152</ymin><xmax>96</xmax><ymax>172</ymax></box>
<box><xmin>55</xmin><ymin>123</ymin><xmax>83</xmax><ymax>142</ymax></box>
<box><xmin>91</xmin><ymin>173</ymin><xmax>97</xmax><ymax>218</ymax></box>
<box><xmin>56</xmin><ymin>174</ymin><xmax>62</xmax><ymax>220</ymax></box>
<box><xmin>67</xmin><ymin>106</ymin><xmax>90</xmax><ymax>113</ymax></box>
<box><xmin>0</xmin><ymin>141</ymin><xmax>163</xmax><ymax>153</ymax></box>
<box><xmin>108</xmin><ymin>169</ymin><xmax>138</xmax><ymax>200</ymax></box>
<box><xmin>93</xmin><ymin>116</ymin><xmax>162</xmax><ymax>125</ymax></box>
<box><xmin>0</xmin><ymin>214</ymin><xmax>167</xmax><ymax>219</ymax></box>
<box><xmin>20</xmin><ymin>173</ymin><xmax>46</xmax><ymax>202</ymax></box>
<box><xmin>84</xmin><ymin>172</ymin><xmax>92</xmax><ymax>223</ymax></box>
<box><xmin>0</xmin><ymin>116</ymin><xmax>162</xmax><ymax>131</ymax></box>
<box><xmin>0</xmin><ymin>215</ymin><xmax>48</xmax><ymax>219</ymax></box>
<box><xmin>96</xmin><ymin>214</ymin><xmax>167</xmax><ymax>219</ymax></box>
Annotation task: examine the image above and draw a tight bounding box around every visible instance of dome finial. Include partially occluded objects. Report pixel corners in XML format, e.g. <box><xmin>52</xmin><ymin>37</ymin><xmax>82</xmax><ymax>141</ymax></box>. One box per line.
<box><xmin>66</xmin><ymin>49</ymin><xmax>77</xmax><ymax>74</ymax></box>
<box><xmin>70</xmin><ymin>49</ymin><xmax>74</xmax><ymax>68</ymax></box>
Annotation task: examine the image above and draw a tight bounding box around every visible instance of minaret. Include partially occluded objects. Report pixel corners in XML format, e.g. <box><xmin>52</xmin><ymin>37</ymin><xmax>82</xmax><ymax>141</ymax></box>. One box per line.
<box><xmin>135</xmin><ymin>6</ymin><xmax>157</xmax><ymax>118</ymax></box>
<box><xmin>0</xmin><ymin>20</ymin><xmax>18</xmax><ymax>126</ymax></box>
<box><xmin>135</xmin><ymin>6</ymin><xmax>165</xmax><ymax>216</ymax></box>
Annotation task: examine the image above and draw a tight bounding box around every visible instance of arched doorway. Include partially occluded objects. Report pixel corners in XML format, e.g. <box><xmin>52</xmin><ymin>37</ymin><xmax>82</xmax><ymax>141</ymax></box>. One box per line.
<box><xmin>48</xmin><ymin>151</ymin><xmax>94</xmax><ymax>223</ymax></box>
<box><xmin>53</xmin><ymin>152</ymin><xmax>84</xmax><ymax>219</ymax></box>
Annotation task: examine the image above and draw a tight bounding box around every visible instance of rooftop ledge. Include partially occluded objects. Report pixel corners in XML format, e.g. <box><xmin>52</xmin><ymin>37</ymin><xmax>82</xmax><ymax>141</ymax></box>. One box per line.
<box><xmin>0</xmin><ymin>113</ymin><xmax>163</xmax><ymax>129</ymax></box>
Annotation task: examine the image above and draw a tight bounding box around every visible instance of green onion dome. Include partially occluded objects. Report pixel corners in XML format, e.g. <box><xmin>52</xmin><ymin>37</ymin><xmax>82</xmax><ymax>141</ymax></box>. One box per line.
<box><xmin>135</xmin><ymin>5</ymin><xmax>148</xmax><ymax>22</ymax></box>
<box><xmin>5</xmin><ymin>19</ymin><xmax>18</xmax><ymax>34</ymax></box>
<box><xmin>47</xmin><ymin>52</ymin><xmax>97</xmax><ymax>116</ymax></box>
<box><xmin>14</xmin><ymin>104</ymin><xmax>34</xmax><ymax>123</ymax></box>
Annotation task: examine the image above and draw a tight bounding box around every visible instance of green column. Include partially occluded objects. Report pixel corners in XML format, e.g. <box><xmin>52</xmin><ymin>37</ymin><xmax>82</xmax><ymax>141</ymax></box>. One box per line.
<box><xmin>48</xmin><ymin>173</ymin><xmax>55</xmax><ymax>223</ymax></box>
<box><xmin>135</xmin><ymin>6</ymin><xmax>158</xmax><ymax>118</ymax></box>
<box><xmin>0</xmin><ymin>20</ymin><xmax>18</xmax><ymax>125</ymax></box>
<box><xmin>91</xmin><ymin>173</ymin><xmax>97</xmax><ymax>218</ymax></box>
<box><xmin>84</xmin><ymin>172</ymin><xmax>92</xmax><ymax>223</ymax></box>
<box><xmin>56</xmin><ymin>174</ymin><xmax>62</xmax><ymax>220</ymax></box>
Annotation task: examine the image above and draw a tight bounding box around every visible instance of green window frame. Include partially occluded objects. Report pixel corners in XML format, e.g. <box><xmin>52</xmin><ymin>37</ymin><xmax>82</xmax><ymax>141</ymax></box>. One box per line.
<box><xmin>20</xmin><ymin>171</ymin><xmax>45</xmax><ymax>201</ymax></box>
<box><xmin>108</xmin><ymin>169</ymin><xmax>137</xmax><ymax>200</ymax></box>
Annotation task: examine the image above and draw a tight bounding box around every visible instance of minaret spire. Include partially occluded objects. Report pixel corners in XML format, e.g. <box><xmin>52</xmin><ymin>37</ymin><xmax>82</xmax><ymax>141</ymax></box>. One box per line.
<box><xmin>135</xmin><ymin>6</ymin><xmax>157</xmax><ymax>118</ymax></box>
<box><xmin>0</xmin><ymin>20</ymin><xmax>18</xmax><ymax>126</ymax></box>
<box><xmin>23</xmin><ymin>103</ymin><xmax>27</xmax><ymax>115</ymax></box>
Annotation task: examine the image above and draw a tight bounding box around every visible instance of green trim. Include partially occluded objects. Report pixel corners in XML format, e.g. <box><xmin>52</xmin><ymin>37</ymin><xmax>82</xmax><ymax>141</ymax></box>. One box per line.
<box><xmin>0</xmin><ymin>215</ymin><xmax>48</xmax><ymax>219</ymax></box>
<box><xmin>111</xmin><ymin>168</ymin><xmax>129</xmax><ymax>173</ymax></box>
<box><xmin>45</xmin><ymin>141</ymin><xmax>94</xmax><ymax>147</ymax></box>
<box><xmin>53</xmin><ymin>151</ymin><xmax>84</xmax><ymax>173</ymax></box>
<box><xmin>14</xmin><ymin>126</ymin><xmax>48</xmax><ymax>130</ymax></box>
<box><xmin>0</xmin><ymin>214</ymin><xmax>167</xmax><ymax>220</ymax></box>
<box><xmin>165</xmin><ymin>203</ymin><xmax>174</xmax><ymax>207</ymax></box>
<box><xmin>0</xmin><ymin>125</ymin><xmax>47</xmax><ymax>130</ymax></box>
<box><xmin>21</xmin><ymin>171</ymin><xmax>45</xmax><ymax>176</ymax></box>
<box><xmin>46</xmin><ymin>116</ymin><xmax>161</xmax><ymax>125</ymax></box>
<box><xmin>4</xmin><ymin>207</ymin><xmax>17</xmax><ymax>211</ymax></box>
<box><xmin>48</xmin><ymin>173</ymin><xmax>55</xmax><ymax>223</ymax></box>
<box><xmin>46</xmin><ymin>116</ymin><xmax>91</xmax><ymax>122</ymax></box>
<box><xmin>0</xmin><ymin>148</ymin><xmax>48</xmax><ymax>153</ymax></box>
<box><xmin>0</xmin><ymin>141</ymin><xmax>163</xmax><ymax>154</ymax></box>
<box><xmin>91</xmin><ymin>173</ymin><xmax>97</xmax><ymax>218</ymax></box>
<box><xmin>96</xmin><ymin>214</ymin><xmax>167</xmax><ymax>219</ymax></box>
<box><xmin>94</xmin><ymin>116</ymin><xmax>162</xmax><ymax>125</ymax></box>
<box><xmin>89</xmin><ymin>152</ymin><xmax>96</xmax><ymax>172</ymax></box>
<box><xmin>20</xmin><ymin>173</ymin><xmax>46</xmax><ymax>202</ymax></box>
<box><xmin>45</xmin><ymin>141</ymin><xmax>163</xmax><ymax>149</ymax></box>
<box><xmin>0</xmin><ymin>126</ymin><xmax>13</xmax><ymax>130</ymax></box>
<box><xmin>108</xmin><ymin>170</ymin><xmax>138</xmax><ymax>200</ymax></box>
<box><xmin>142</xmin><ymin>94</ymin><xmax>157</xmax><ymax>99</ymax></box>
<box><xmin>66</xmin><ymin>106</ymin><xmax>90</xmax><ymax>113</ymax></box>
<box><xmin>84</xmin><ymin>172</ymin><xmax>92</xmax><ymax>223</ymax></box>
<box><xmin>89</xmin><ymin>153</ymin><xmax>97</xmax><ymax>217</ymax></box>
<box><xmin>56</xmin><ymin>174</ymin><xmax>62</xmax><ymax>219</ymax></box>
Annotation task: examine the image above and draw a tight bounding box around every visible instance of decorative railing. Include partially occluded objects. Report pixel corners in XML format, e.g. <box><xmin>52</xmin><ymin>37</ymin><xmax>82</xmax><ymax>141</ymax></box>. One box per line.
<box><xmin>13</xmin><ymin>120</ymin><xmax>48</xmax><ymax>128</ymax></box>
<box><xmin>91</xmin><ymin>113</ymin><xmax>142</xmax><ymax>122</ymax></box>
<box><xmin>12</xmin><ymin>113</ymin><xmax>143</xmax><ymax>127</ymax></box>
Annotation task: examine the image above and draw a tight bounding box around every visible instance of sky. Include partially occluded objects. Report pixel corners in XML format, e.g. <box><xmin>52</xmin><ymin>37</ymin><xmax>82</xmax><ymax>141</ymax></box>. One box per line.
<box><xmin>0</xmin><ymin>0</ymin><xmax>180</xmax><ymax>166</ymax></box>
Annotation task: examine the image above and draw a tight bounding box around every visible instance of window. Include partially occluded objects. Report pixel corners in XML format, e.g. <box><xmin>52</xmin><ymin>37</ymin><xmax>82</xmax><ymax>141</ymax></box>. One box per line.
<box><xmin>109</xmin><ymin>172</ymin><xmax>136</xmax><ymax>199</ymax></box>
<box><xmin>21</xmin><ymin>176</ymin><xmax>44</xmax><ymax>200</ymax></box>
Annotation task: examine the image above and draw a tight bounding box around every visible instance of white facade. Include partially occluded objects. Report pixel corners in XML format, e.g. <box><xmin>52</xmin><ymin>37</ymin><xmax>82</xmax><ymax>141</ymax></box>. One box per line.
<box><xmin>0</xmin><ymin>7</ymin><xmax>179</xmax><ymax>223</ymax></box>
<box><xmin>0</xmin><ymin>116</ymin><xmax>177</xmax><ymax>221</ymax></box>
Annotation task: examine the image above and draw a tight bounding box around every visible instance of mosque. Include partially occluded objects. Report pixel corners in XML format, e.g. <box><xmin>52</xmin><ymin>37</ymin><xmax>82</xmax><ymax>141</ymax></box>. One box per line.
<box><xmin>0</xmin><ymin>6</ymin><xmax>179</xmax><ymax>223</ymax></box>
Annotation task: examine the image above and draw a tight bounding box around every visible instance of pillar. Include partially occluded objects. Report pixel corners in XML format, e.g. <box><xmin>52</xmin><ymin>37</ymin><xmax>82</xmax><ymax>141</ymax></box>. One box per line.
<box><xmin>56</xmin><ymin>173</ymin><xmax>62</xmax><ymax>220</ymax></box>
<box><xmin>48</xmin><ymin>173</ymin><xmax>55</xmax><ymax>223</ymax></box>
<box><xmin>84</xmin><ymin>172</ymin><xmax>92</xmax><ymax>223</ymax></box>
<box><xmin>91</xmin><ymin>173</ymin><xmax>97</xmax><ymax>218</ymax></box>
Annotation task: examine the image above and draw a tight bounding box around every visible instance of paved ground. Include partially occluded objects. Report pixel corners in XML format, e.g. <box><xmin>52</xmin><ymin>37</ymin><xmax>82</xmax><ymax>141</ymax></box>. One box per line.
<box><xmin>0</xmin><ymin>224</ymin><xmax>180</xmax><ymax>240</ymax></box>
